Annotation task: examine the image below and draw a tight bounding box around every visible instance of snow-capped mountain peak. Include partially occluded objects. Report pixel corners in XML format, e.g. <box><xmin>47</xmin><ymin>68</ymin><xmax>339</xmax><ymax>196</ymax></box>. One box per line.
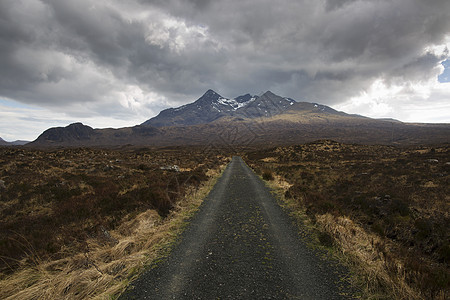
<box><xmin>215</xmin><ymin>96</ymin><xmax>256</xmax><ymax>110</ymax></box>
<box><xmin>141</xmin><ymin>89</ymin><xmax>297</xmax><ymax>127</ymax></box>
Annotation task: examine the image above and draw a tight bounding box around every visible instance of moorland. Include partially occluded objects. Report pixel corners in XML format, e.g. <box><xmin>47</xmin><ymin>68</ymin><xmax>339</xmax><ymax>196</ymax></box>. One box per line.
<box><xmin>0</xmin><ymin>146</ymin><xmax>229</xmax><ymax>299</ymax></box>
<box><xmin>245</xmin><ymin>140</ymin><xmax>449</xmax><ymax>299</ymax></box>
<box><xmin>0</xmin><ymin>139</ymin><xmax>448</xmax><ymax>299</ymax></box>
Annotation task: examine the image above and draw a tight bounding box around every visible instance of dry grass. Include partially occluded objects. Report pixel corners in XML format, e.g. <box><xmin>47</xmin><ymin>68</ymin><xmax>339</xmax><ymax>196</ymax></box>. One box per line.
<box><xmin>0</xmin><ymin>146</ymin><xmax>229</xmax><ymax>299</ymax></box>
<box><xmin>315</xmin><ymin>214</ymin><xmax>420</xmax><ymax>299</ymax></box>
<box><xmin>0</xmin><ymin>162</ymin><xmax>227</xmax><ymax>299</ymax></box>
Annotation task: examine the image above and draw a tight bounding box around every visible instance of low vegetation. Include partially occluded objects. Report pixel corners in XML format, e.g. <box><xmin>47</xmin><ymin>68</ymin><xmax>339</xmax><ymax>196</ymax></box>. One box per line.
<box><xmin>1</xmin><ymin>141</ymin><xmax>448</xmax><ymax>299</ymax></box>
<box><xmin>246</xmin><ymin>140</ymin><xmax>449</xmax><ymax>300</ymax></box>
<box><xmin>0</xmin><ymin>146</ymin><xmax>228</xmax><ymax>299</ymax></box>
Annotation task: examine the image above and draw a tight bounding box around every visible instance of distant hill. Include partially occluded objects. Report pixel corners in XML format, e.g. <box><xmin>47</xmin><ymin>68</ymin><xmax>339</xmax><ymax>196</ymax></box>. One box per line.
<box><xmin>36</xmin><ymin>123</ymin><xmax>97</xmax><ymax>143</ymax></box>
<box><xmin>28</xmin><ymin>90</ymin><xmax>450</xmax><ymax>148</ymax></box>
<box><xmin>0</xmin><ymin>137</ymin><xmax>29</xmax><ymax>146</ymax></box>
<box><xmin>30</xmin><ymin>123</ymin><xmax>160</xmax><ymax>147</ymax></box>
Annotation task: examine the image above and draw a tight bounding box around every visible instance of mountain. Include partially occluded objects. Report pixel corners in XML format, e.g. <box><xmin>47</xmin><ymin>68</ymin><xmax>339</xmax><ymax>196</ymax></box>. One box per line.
<box><xmin>37</xmin><ymin>122</ymin><xmax>97</xmax><ymax>143</ymax></box>
<box><xmin>0</xmin><ymin>137</ymin><xmax>29</xmax><ymax>146</ymax></box>
<box><xmin>141</xmin><ymin>90</ymin><xmax>295</xmax><ymax>127</ymax></box>
<box><xmin>28</xmin><ymin>90</ymin><xmax>450</xmax><ymax>148</ymax></box>
<box><xmin>142</xmin><ymin>89</ymin><xmax>234</xmax><ymax>127</ymax></box>
<box><xmin>236</xmin><ymin>91</ymin><xmax>295</xmax><ymax>119</ymax></box>
<box><xmin>10</xmin><ymin>140</ymin><xmax>29</xmax><ymax>146</ymax></box>
<box><xmin>30</xmin><ymin>123</ymin><xmax>161</xmax><ymax>147</ymax></box>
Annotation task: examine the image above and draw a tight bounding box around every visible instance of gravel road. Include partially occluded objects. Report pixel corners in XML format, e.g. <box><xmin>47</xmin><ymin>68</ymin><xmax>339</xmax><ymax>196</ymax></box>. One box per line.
<box><xmin>120</xmin><ymin>156</ymin><xmax>356</xmax><ymax>299</ymax></box>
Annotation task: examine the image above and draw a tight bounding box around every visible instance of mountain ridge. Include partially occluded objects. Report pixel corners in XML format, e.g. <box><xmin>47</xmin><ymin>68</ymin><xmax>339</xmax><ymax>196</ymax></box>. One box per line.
<box><xmin>141</xmin><ymin>90</ymin><xmax>296</xmax><ymax>127</ymax></box>
<box><xmin>27</xmin><ymin>90</ymin><xmax>450</xmax><ymax>148</ymax></box>
<box><xmin>0</xmin><ymin>137</ymin><xmax>29</xmax><ymax>146</ymax></box>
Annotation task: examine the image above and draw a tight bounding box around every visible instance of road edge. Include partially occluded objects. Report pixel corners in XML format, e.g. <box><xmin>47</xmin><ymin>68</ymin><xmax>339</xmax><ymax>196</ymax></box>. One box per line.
<box><xmin>242</xmin><ymin>159</ymin><xmax>363</xmax><ymax>299</ymax></box>
<box><xmin>113</xmin><ymin>161</ymin><xmax>230</xmax><ymax>299</ymax></box>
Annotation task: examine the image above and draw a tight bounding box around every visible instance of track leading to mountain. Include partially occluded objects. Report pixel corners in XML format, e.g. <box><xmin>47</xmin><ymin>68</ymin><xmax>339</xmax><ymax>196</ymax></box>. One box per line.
<box><xmin>120</xmin><ymin>157</ymin><xmax>356</xmax><ymax>299</ymax></box>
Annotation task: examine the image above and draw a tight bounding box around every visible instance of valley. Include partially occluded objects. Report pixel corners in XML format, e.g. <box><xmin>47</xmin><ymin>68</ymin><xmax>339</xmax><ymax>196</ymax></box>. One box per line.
<box><xmin>2</xmin><ymin>1</ymin><xmax>449</xmax><ymax>299</ymax></box>
<box><xmin>0</xmin><ymin>90</ymin><xmax>448</xmax><ymax>299</ymax></box>
<box><xmin>1</xmin><ymin>141</ymin><xmax>448</xmax><ymax>299</ymax></box>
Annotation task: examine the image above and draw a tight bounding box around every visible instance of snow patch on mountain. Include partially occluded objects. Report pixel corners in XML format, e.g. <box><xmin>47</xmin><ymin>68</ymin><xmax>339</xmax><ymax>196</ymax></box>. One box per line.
<box><xmin>174</xmin><ymin>104</ymin><xmax>188</xmax><ymax>112</ymax></box>
<box><xmin>215</xmin><ymin>96</ymin><xmax>256</xmax><ymax>110</ymax></box>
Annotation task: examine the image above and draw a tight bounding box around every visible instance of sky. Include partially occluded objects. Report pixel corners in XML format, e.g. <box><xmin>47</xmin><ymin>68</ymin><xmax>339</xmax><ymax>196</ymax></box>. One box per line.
<box><xmin>0</xmin><ymin>0</ymin><xmax>449</xmax><ymax>141</ymax></box>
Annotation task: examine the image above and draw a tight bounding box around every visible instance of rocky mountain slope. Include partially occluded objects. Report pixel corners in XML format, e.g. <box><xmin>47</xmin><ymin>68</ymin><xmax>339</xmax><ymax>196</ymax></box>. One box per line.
<box><xmin>141</xmin><ymin>90</ymin><xmax>295</xmax><ymax>127</ymax></box>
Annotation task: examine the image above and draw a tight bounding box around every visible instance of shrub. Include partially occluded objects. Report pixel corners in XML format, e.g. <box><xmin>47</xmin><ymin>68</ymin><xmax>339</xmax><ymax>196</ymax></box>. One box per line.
<box><xmin>262</xmin><ymin>169</ymin><xmax>274</xmax><ymax>181</ymax></box>
<box><xmin>318</xmin><ymin>231</ymin><xmax>334</xmax><ymax>247</ymax></box>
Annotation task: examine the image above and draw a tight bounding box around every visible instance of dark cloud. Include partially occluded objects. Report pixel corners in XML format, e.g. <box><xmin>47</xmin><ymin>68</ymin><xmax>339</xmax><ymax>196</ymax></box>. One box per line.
<box><xmin>0</xmin><ymin>0</ymin><xmax>449</xmax><ymax>122</ymax></box>
<box><xmin>142</xmin><ymin>0</ymin><xmax>450</xmax><ymax>102</ymax></box>
<box><xmin>325</xmin><ymin>0</ymin><xmax>359</xmax><ymax>12</ymax></box>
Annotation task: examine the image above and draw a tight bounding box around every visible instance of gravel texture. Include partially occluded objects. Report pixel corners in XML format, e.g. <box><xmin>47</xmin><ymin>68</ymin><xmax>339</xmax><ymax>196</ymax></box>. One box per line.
<box><xmin>120</xmin><ymin>157</ymin><xmax>356</xmax><ymax>299</ymax></box>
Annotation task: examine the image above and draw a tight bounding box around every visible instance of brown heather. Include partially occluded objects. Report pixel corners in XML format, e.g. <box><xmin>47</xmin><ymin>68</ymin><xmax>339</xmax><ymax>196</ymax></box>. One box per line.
<box><xmin>0</xmin><ymin>146</ymin><xmax>229</xmax><ymax>299</ymax></box>
<box><xmin>246</xmin><ymin>140</ymin><xmax>449</xmax><ymax>300</ymax></box>
<box><xmin>1</xmin><ymin>140</ymin><xmax>448</xmax><ymax>299</ymax></box>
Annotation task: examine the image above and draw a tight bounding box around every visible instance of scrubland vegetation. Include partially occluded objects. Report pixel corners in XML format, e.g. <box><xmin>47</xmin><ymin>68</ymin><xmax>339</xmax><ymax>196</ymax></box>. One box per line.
<box><xmin>246</xmin><ymin>140</ymin><xmax>449</xmax><ymax>299</ymax></box>
<box><xmin>0</xmin><ymin>146</ymin><xmax>228</xmax><ymax>299</ymax></box>
<box><xmin>1</xmin><ymin>141</ymin><xmax>448</xmax><ymax>299</ymax></box>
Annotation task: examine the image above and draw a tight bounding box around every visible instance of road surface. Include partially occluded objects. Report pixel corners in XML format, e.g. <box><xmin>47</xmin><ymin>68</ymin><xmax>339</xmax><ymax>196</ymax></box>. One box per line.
<box><xmin>120</xmin><ymin>156</ymin><xmax>356</xmax><ymax>299</ymax></box>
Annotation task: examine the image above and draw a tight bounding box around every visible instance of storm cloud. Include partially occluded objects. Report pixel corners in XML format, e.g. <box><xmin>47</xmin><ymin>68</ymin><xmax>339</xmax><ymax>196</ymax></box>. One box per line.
<box><xmin>0</xmin><ymin>0</ymin><xmax>449</xmax><ymax>139</ymax></box>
